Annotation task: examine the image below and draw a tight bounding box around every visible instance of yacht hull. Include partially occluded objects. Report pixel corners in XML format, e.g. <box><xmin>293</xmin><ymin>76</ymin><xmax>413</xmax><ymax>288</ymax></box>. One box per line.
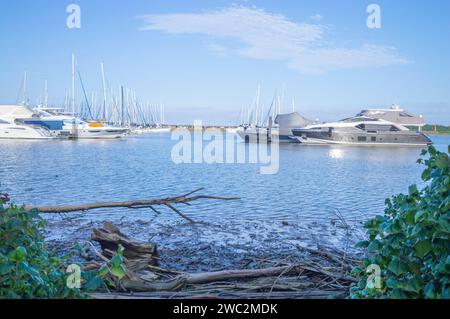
<box><xmin>292</xmin><ymin>130</ymin><xmax>432</xmax><ymax>146</ymax></box>
<box><xmin>0</xmin><ymin>124</ymin><xmax>55</xmax><ymax>139</ymax></box>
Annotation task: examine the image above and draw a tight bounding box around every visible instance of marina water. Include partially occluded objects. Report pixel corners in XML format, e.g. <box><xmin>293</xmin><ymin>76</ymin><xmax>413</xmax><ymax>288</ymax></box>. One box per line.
<box><xmin>1</xmin><ymin>134</ymin><xmax>449</xmax><ymax>224</ymax></box>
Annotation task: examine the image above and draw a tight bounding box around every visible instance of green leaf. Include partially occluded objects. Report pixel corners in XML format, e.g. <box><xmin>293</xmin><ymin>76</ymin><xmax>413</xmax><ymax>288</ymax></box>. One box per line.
<box><xmin>9</xmin><ymin>246</ymin><xmax>28</xmax><ymax>262</ymax></box>
<box><xmin>390</xmin><ymin>288</ymin><xmax>409</xmax><ymax>299</ymax></box>
<box><xmin>422</xmin><ymin>168</ymin><xmax>431</xmax><ymax>181</ymax></box>
<box><xmin>424</xmin><ymin>282</ymin><xmax>437</xmax><ymax>299</ymax></box>
<box><xmin>428</xmin><ymin>145</ymin><xmax>437</xmax><ymax>156</ymax></box>
<box><xmin>438</xmin><ymin>217</ymin><xmax>450</xmax><ymax>233</ymax></box>
<box><xmin>109</xmin><ymin>264</ymin><xmax>126</xmax><ymax>280</ymax></box>
<box><xmin>355</xmin><ymin>241</ymin><xmax>369</xmax><ymax>249</ymax></box>
<box><xmin>442</xmin><ymin>286</ymin><xmax>450</xmax><ymax>299</ymax></box>
<box><xmin>414</xmin><ymin>210</ymin><xmax>428</xmax><ymax>223</ymax></box>
<box><xmin>84</xmin><ymin>276</ymin><xmax>106</xmax><ymax>291</ymax></box>
<box><xmin>388</xmin><ymin>258</ymin><xmax>409</xmax><ymax>276</ymax></box>
<box><xmin>109</xmin><ymin>255</ymin><xmax>123</xmax><ymax>268</ymax></box>
<box><xmin>409</xmin><ymin>184</ymin><xmax>419</xmax><ymax>197</ymax></box>
<box><xmin>415</xmin><ymin>240</ymin><xmax>432</xmax><ymax>259</ymax></box>
<box><xmin>403</xmin><ymin>276</ymin><xmax>423</xmax><ymax>293</ymax></box>
<box><xmin>97</xmin><ymin>265</ymin><xmax>110</xmax><ymax>277</ymax></box>
<box><xmin>436</xmin><ymin>154</ymin><xmax>449</xmax><ymax>169</ymax></box>
<box><xmin>367</xmin><ymin>240</ymin><xmax>382</xmax><ymax>253</ymax></box>
<box><xmin>0</xmin><ymin>264</ymin><xmax>13</xmax><ymax>275</ymax></box>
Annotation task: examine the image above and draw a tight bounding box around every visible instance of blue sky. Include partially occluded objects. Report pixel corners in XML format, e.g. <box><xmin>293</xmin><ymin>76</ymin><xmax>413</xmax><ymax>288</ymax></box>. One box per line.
<box><xmin>0</xmin><ymin>0</ymin><xmax>449</xmax><ymax>124</ymax></box>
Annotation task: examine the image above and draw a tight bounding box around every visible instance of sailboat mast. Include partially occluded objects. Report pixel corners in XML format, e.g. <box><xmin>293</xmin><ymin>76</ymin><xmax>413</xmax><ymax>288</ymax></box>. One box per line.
<box><xmin>101</xmin><ymin>63</ymin><xmax>107</xmax><ymax>120</ymax></box>
<box><xmin>22</xmin><ymin>71</ymin><xmax>27</xmax><ymax>106</ymax></box>
<box><xmin>71</xmin><ymin>54</ymin><xmax>76</xmax><ymax>116</ymax></box>
<box><xmin>44</xmin><ymin>80</ymin><xmax>48</xmax><ymax>108</ymax></box>
<box><xmin>159</xmin><ymin>101</ymin><xmax>163</xmax><ymax>126</ymax></box>
<box><xmin>255</xmin><ymin>85</ymin><xmax>260</xmax><ymax>126</ymax></box>
<box><xmin>120</xmin><ymin>85</ymin><xmax>124</xmax><ymax>127</ymax></box>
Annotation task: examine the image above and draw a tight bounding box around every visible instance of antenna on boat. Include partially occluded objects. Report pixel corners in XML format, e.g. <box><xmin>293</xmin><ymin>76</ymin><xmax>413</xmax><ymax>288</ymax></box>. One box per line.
<box><xmin>292</xmin><ymin>97</ymin><xmax>295</xmax><ymax>113</ymax></box>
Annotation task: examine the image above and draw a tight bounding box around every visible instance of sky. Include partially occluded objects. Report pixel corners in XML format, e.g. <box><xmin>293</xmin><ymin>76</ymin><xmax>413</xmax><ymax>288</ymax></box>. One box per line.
<box><xmin>0</xmin><ymin>0</ymin><xmax>449</xmax><ymax>125</ymax></box>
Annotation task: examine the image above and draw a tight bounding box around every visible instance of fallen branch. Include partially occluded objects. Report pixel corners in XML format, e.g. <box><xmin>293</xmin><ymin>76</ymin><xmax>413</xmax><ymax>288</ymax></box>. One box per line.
<box><xmin>185</xmin><ymin>266</ymin><xmax>301</xmax><ymax>285</ymax></box>
<box><xmin>26</xmin><ymin>188</ymin><xmax>240</xmax><ymax>223</ymax></box>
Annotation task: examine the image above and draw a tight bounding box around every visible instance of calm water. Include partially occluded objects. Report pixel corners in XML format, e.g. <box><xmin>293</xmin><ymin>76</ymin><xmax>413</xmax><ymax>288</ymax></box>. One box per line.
<box><xmin>1</xmin><ymin>134</ymin><xmax>449</xmax><ymax>223</ymax></box>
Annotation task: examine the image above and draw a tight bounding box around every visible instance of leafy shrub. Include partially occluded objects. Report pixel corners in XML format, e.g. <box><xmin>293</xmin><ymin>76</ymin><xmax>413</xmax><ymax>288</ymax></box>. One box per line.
<box><xmin>1</xmin><ymin>194</ymin><xmax>129</xmax><ymax>299</ymax></box>
<box><xmin>351</xmin><ymin>145</ymin><xmax>450</xmax><ymax>299</ymax></box>
<box><xmin>0</xmin><ymin>200</ymin><xmax>85</xmax><ymax>299</ymax></box>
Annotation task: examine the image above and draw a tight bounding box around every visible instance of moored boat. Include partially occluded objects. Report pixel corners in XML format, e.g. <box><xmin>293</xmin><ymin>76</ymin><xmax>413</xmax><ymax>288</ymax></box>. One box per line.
<box><xmin>292</xmin><ymin>116</ymin><xmax>432</xmax><ymax>146</ymax></box>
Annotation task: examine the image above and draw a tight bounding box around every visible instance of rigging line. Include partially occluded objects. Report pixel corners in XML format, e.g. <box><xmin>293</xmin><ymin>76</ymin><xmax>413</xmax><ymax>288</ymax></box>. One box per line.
<box><xmin>77</xmin><ymin>69</ymin><xmax>93</xmax><ymax>119</ymax></box>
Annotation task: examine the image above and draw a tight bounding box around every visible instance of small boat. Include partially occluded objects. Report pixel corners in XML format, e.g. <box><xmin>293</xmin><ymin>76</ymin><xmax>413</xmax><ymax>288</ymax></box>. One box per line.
<box><xmin>292</xmin><ymin>116</ymin><xmax>432</xmax><ymax>146</ymax></box>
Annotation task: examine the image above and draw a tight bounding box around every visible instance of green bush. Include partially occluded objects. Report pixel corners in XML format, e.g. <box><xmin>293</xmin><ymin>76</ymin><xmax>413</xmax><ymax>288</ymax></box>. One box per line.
<box><xmin>0</xmin><ymin>200</ymin><xmax>85</xmax><ymax>299</ymax></box>
<box><xmin>1</xmin><ymin>194</ymin><xmax>128</xmax><ymax>299</ymax></box>
<box><xmin>351</xmin><ymin>145</ymin><xmax>450</xmax><ymax>299</ymax></box>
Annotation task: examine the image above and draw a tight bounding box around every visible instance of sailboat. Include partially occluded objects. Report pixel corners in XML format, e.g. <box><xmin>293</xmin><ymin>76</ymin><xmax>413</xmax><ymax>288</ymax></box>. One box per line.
<box><xmin>51</xmin><ymin>54</ymin><xmax>129</xmax><ymax>139</ymax></box>
<box><xmin>235</xmin><ymin>88</ymin><xmax>312</xmax><ymax>143</ymax></box>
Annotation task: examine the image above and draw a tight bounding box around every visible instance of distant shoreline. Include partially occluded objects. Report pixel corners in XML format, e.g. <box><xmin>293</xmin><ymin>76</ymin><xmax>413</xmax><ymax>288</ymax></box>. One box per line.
<box><xmin>423</xmin><ymin>131</ymin><xmax>450</xmax><ymax>135</ymax></box>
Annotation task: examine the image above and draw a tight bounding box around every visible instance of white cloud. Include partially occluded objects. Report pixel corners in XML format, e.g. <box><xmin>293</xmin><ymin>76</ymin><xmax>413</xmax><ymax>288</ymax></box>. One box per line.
<box><xmin>139</xmin><ymin>6</ymin><xmax>412</xmax><ymax>75</ymax></box>
<box><xmin>310</xmin><ymin>14</ymin><xmax>323</xmax><ymax>21</ymax></box>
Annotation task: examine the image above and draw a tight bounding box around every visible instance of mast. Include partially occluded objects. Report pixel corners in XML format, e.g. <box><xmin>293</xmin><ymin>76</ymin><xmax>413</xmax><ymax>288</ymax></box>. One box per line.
<box><xmin>44</xmin><ymin>80</ymin><xmax>48</xmax><ymax>108</ymax></box>
<box><xmin>22</xmin><ymin>71</ymin><xmax>27</xmax><ymax>106</ymax></box>
<box><xmin>255</xmin><ymin>85</ymin><xmax>260</xmax><ymax>126</ymax></box>
<box><xmin>70</xmin><ymin>54</ymin><xmax>78</xmax><ymax>138</ymax></box>
<box><xmin>280</xmin><ymin>82</ymin><xmax>286</xmax><ymax>115</ymax></box>
<box><xmin>159</xmin><ymin>101</ymin><xmax>164</xmax><ymax>126</ymax></box>
<box><xmin>71</xmin><ymin>54</ymin><xmax>76</xmax><ymax>116</ymax></box>
<box><xmin>292</xmin><ymin>97</ymin><xmax>295</xmax><ymax>113</ymax></box>
<box><xmin>101</xmin><ymin>62</ymin><xmax>107</xmax><ymax>120</ymax></box>
<box><xmin>120</xmin><ymin>85</ymin><xmax>124</xmax><ymax>127</ymax></box>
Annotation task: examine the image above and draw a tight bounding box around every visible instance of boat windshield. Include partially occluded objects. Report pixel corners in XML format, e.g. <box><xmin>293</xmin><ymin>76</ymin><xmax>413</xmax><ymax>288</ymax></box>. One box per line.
<box><xmin>63</xmin><ymin>119</ymin><xmax>86</xmax><ymax>125</ymax></box>
<box><xmin>341</xmin><ymin>117</ymin><xmax>379</xmax><ymax>123</ymax></box>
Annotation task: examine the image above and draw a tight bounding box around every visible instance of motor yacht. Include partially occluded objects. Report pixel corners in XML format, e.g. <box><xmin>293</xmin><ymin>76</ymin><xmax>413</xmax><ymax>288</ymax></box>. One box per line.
<box><xmin>292</xmin><ymin>116</ymin><xmax>432</xmax><ymax>146</ymax></box>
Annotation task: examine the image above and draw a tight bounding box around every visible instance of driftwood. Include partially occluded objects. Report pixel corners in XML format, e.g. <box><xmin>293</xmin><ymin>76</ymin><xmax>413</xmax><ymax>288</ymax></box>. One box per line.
<box><xmin>85</xmin><ymin>219</ymin><xmax>359</xmax><ymax>299</ymax></box>
<box><xmin>185</xmin><ymin>266</ymin><xmax>301</xmax><ymax>285</ymax></box>
<box><xmin>92</xmin><ymin>222</ymin><xmax>158</xmax><ymax>268</ymax></box>
<box><xmin>27</xmin><ymin>188</ymin><xmax>239</xmax><ymax>224</ymax></box>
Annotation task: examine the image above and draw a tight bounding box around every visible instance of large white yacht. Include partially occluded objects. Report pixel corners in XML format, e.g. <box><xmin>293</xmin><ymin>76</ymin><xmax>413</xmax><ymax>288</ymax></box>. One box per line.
<box><xmin>292</xmin><ymin>116</ymin><xmax>432</xmax><ymax>146</ymax></box>
<box><xmin>0</xmin><ymin>105</ymin><xmax>58</xmax><ymax>139</ymax></box>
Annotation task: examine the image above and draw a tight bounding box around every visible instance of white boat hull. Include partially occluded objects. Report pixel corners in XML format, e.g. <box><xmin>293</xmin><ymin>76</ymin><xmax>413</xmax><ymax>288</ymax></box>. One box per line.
<box><xmin>0</xmin><ymin>124</ymin><xmax>54</xmax><ymax>139</ymax></box>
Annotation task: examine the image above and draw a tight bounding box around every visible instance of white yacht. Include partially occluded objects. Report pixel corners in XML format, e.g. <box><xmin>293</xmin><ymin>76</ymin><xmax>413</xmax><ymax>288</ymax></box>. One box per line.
<box><xmin>292</xmin><ymin>116</ymin><xmax>432</xmax><ymax>146</ymax></box>
<box><xmin>0</xmin><ymin>105</ymin><xmax>56</xmax><ymax>139</ymax></box>
<box><xmin>34</xmin><ymin>108</ymin><xmax>129</xmax><ymax>139</ymax></box>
